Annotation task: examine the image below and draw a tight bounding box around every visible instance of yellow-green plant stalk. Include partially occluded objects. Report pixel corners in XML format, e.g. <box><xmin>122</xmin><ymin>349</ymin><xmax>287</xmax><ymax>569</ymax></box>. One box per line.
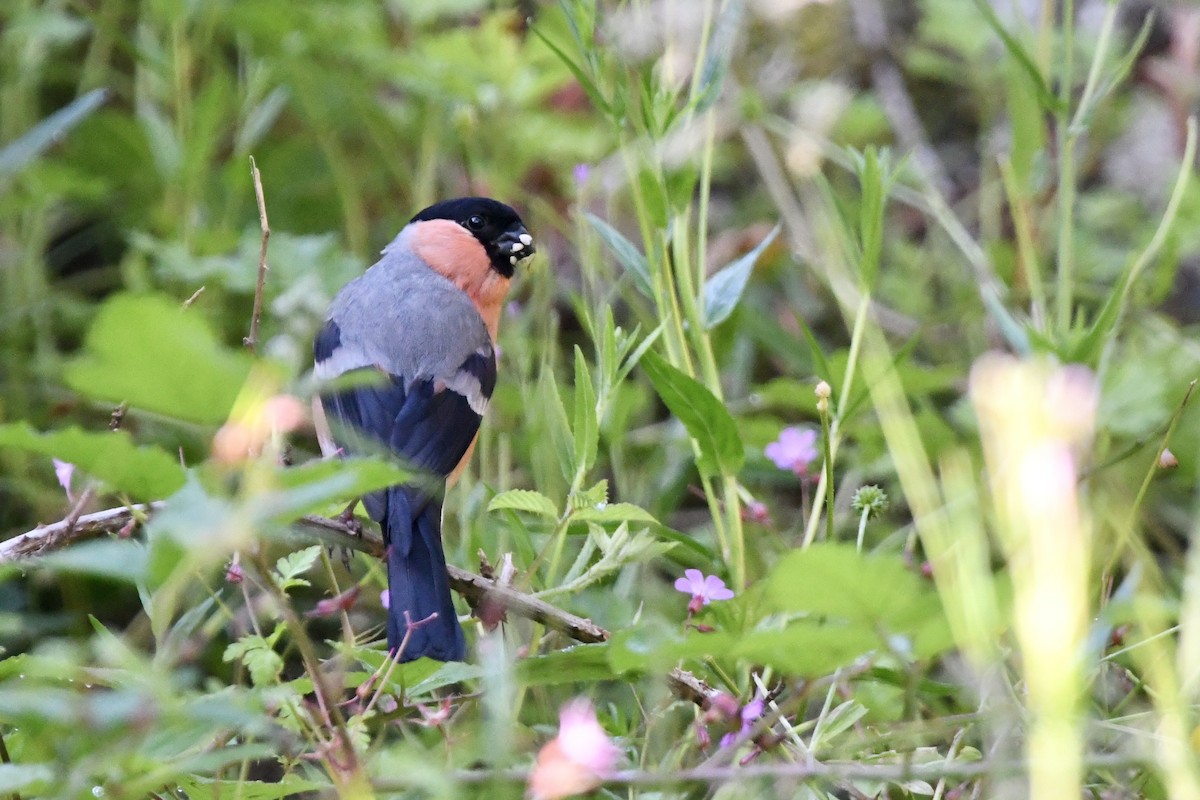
<box><xmin>970</xmin><ymin>354</ymin><xmax>1096</xmax><ymax>800</ymax></box>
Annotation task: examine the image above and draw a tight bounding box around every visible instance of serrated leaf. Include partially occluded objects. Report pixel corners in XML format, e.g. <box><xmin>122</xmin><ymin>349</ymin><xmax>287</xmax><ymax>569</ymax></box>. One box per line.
<box><xmin>584</xmin><ymin>212</ymin><xmax>652</xmax><ymax>296</ymax></box>
<box><xmin>223</xmin><ymin>634</ymin><xmax>284</xmax><ymax>686</ymax></box>
<box><xmin>570</xmin><ymin>479</ymin><xmax>609</xmax><ymax>510</ymax></box>
<box><xmin>174</xmin><ymin>775</ymin><xmax>326</xmax><ymax>800</ymax></box>
<box><xmin>639</xmin><ymin>350</ymin><xmax>743</xmax><ymax>477</ymax></box>
<box><xmin>704</xmin><ymin>224</ymin><xmax>779</xmax><ymax>328</ymax></box>
<box><xmin>572</xmin><ymin>503</ymin><xmax>657</xmax><ymax>524</ymax></box>
<box><xmin>64</xmin><ymin>293</ymin><xmax>254</xmax><ymax>425</ymax></box>
<box><xmin>763</xmin><ymin>544</ymin><xmax>953</xmax><ymax>660</ymax></box>
<box><xmin>0</xmin><ymin>422</ymin><xmax>185</xmax><ymax>499</ymax></box>
<box><xmin>488</xmin><ymin>489</ymin><xmax>559</xmax><ymax>518</ymax></box>
<box><xmin>573</xmin><ymin>346</ymin><xmax>598</xmax><ymax>472</ymax></box>
<box><xmin>274</xmin><ymin>545</ymin><xmax>321</xmax><ymax>590</ymax></box>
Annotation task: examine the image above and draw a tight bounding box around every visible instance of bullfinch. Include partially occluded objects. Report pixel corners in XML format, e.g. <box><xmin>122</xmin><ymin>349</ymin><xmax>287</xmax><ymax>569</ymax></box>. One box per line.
<box><xmin>312</xmin><ymin>197</ymin><xmax>534</xmax><ymax>662</ymax></box>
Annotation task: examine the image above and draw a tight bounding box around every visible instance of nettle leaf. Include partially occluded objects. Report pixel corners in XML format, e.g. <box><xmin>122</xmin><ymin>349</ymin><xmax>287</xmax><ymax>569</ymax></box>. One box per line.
<box><xmin>0</xmin><ymin>422</ymin><xmax>184</xmax><ymax>499</ymax></box>
<box><xmin>64</xmin><ymin>293</ymin><xmax>253</xmax><ymax>425</ymax></box>
<box><xmin>639</xmin><ymin>350</ymin><xmax>743</xmax><ymax>477</ymax></box>
<box><xmin>764</xmin><ymin>544</ymin><xmax>953</xmax><ymax>660</ymax></box>
<box><xmin>735</xmin><ymin>624</ymin><xmax>880</xmax><ymax>676</ymax></box>
<box><xmin>584</xmin><ymin>212</ymin><xmax>652</xmax><ymax>296</ymax></box>
<box><xmin>609</xmin><ymin>622</ymin><xmax>738</xmax><ymax>674</ymax></box>
<box><xmin>488</xmin><ymin>489</ymin><xmax>558</xmax><ymax>519</ymax></box>
<box><xmin>274</xmin><ymin>545</ymin><xmax>321</xmax><ymax>591</ymax></box>
<box><xmin>174</xmin><ymin>775</ymin><xmax>326</xmax><ymax>800</ymax></box>
<box><xmin>703</xmin><ymin>224</ymin><xmax>780</xmax><ymax>328</ymax></box>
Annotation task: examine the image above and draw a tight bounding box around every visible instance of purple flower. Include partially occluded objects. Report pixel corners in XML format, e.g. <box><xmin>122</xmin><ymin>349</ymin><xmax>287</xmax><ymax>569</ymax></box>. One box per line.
<box><xmin>52</xmin><ymin>459</ymin><xmax>74</xmax><ymax>501</ymax></box>
<box><xmin>675</xmin><ymin>569</ymin><xmax>735</xmax><ymax>614</ymax></box>
<box><xmin>764</xmin><ymin>426</ymin><xmax>819</xmax><ymax>475</ymax></box>
<box><xmin>573</xmin><ymin>163</ymin><xmax>591</xmax><ymax>185</ymax></box>
<box><xmin>720</xmin><ymin>693</ymin><xmax>766</xmax><ymax>748</ymax></box>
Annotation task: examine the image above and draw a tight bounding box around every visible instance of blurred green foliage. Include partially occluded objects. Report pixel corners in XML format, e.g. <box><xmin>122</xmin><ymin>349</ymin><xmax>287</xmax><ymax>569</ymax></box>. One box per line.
<box><xmin>2</xmin><ymin>0</ymin><xmax>1200</xmax><ymax>796</ymax></box>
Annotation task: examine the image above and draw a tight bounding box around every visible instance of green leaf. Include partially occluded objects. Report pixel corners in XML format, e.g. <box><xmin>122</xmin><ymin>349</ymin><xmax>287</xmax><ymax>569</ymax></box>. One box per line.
<box><xmin>0</xmin><ymin>422</ymin><xmax>185</xmax><ymax>499</ymax></box>
<box><xmin>538</xmin><ymin>365</ymin><xmax>576</xmax><ymax>481</ymax></box>
<box><xmin>571</xmin><ymin>503</ymin><xmax>657</xmax><ymax>525</ymax></box>
<box><xmin>639</xmin><ymin>350</ymin><xmax>743</xmax><ymax>477</ymax></box>
<box><xmin>517</xmin><ymin>643</ymin><xmax>615</xmax><ymax>685</ymax></box>
<box><xmin>223</xmin><ymin>633</ymin><xmax>284</xmax><ymax>686</ymax></box>
<box><xmin>573</xmin><ymin>346</ymin><xmax>598</xmax><ymax>472</ymax></box>
<box><xmin>64</xmin><ymin>293</ymin><xmax>254</xmax><ymax>425</ymax></box>
<box><xmin>174</xmin><ymin>776</ymin><xmax>327</xmax><ymax>800</ymax></box>
<box><xmin>584</xmin><ymin>212</ymin><xmax>652</xmax><ymax>297</ymax></box>
<box><xmin>735</xmin><ymin>624</ymin><xmax>880</xmax><ymax>676</ymax></box>
<box><xmin>274</xmin><ymin>545</ymin><xmax>321</xmax><ymax>591</ymax></box>
<box><xmin>692</xmin><ymin>0</ymin><xmax>743</xmax><ymax>113</ymax></box>
<box><xmin>0</xmin><ymin>88</ymin><xmax>107</xmax><ymax>178</ymax></box>
<box><xmin>969</xmin><ymin>0</ymin><xmax>1063</xmax><ymax>113</ymax></box>
<box><xmin>763</xmin><ymin>544</ymin><xmax>953</xmax><ymax>660</ymax></box>
<box><xmin>609</xmin><ymin>622</ymin><xmax>738</xmax><ymax>674</ymax></box>
<box><xmin>262</xmin><ymin>456</ymin><xmax>409</xmax><ymax>521</ymax></box>
<box><xmin>38</xmin><ymin>539</ymin><xmax>148</xmax><ymax>584</ymax></box>
<box><xmin>703</xmin><ymin>224</ymin><xmax>780</xmax><ymax>328</ymax></box>
<box><xmin>488</xmin><ymin>489</ymin><xmax>559</xmax><ymax>518</ymax></box>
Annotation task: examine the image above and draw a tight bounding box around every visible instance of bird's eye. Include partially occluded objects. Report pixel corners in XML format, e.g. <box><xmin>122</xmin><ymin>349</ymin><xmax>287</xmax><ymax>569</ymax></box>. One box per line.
<box><xmin>466</xmin><ymin>215</ymin><xmax>486</xmax><ymax>231</ymax></box>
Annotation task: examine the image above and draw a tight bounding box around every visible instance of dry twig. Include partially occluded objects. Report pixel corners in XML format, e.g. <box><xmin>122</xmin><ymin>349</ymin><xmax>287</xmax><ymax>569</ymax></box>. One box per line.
<box><xmin>243</xmin><ymin>155</ymin><xmax>271</xmax><ymax>352</ymax></box>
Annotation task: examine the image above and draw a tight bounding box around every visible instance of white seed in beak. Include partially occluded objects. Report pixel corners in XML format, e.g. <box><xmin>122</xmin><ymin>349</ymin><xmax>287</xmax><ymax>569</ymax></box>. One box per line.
<box><xmin>519</xmin><ymin>233</ymin><xmax>533</xmax><ymax>246</ymax></box>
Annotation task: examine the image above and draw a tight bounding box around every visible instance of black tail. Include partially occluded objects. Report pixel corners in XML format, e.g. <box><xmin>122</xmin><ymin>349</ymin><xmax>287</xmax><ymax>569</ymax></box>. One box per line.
<box><xmin>382</xmin><ymin>487</ymin><xmax>466</xmax><ymax>662</ymax></box>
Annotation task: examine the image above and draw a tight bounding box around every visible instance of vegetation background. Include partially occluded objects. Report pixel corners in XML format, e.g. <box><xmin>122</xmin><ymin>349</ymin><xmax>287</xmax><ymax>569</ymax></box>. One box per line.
<box><xmin>2</xmin><ymin>0</ymin><xmax>1200</xmax><ymax>797</ymax></box>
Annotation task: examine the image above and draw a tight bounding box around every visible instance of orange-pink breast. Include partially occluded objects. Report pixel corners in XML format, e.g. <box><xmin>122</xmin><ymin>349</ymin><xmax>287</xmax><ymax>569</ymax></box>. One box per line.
<box><xmin>408</xmin><ymin>219</ymin><xmax>510</xmax><ymax>340</ymax></box>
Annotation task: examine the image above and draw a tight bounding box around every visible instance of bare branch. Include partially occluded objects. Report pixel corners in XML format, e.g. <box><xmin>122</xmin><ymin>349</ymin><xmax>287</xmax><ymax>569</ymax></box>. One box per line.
<box><xmin>243</xmin><ymin>155</ymin><xmax>271</xmax><ymax>352</ymax></box>
<box><xmin>2</xmin><ymin>502</ymin><xmax>720</xmax><ymax>707</ymax></box>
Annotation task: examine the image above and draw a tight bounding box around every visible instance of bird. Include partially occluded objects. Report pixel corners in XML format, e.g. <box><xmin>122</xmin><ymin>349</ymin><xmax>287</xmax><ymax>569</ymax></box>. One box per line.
<box><xmin>312</xmin><ymin>197</ymin><xmax>534</xmax><ymax>662</ymax></box>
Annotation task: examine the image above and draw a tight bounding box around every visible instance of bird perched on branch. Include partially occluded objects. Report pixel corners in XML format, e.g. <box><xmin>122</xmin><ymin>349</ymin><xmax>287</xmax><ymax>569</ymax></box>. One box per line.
<box><xmin>313</xmin><ymin>197</ymin><xmax>534</xmax><ymax>661</ymax></box>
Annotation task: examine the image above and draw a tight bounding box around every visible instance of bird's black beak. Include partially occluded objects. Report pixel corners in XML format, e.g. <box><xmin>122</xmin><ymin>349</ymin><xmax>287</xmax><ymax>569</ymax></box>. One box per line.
<box><xmin>496</xmin><ymin>225</ymin><xmax>535</xmax><ymax>270</ymax></box>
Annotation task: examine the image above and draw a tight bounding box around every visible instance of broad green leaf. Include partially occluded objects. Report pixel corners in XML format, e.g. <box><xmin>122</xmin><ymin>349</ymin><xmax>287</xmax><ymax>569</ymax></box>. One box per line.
<box><xmin>223</xmin><ymin>633</ymin><xmax>284</xmax><ymax>686</ymax></box>
<box><xmin>703</xmin><ymin>224</ymin><xmax>780</xmax><ymax>328</ymax></box>
<box><xmin>0</xmin><ymin>422</ymin><xmax>185</xmax><ymax>500</ymax></box>
<box><xmin>517</xmin><ymin>643</ymin><xmax>614</xmax><ymax>685</ymax></box>
<box><xmin>639</xmin><ymin>350</ymin><xmax>743</xmax><ymax>477</ymax></box>
<box><xmin>584</xmin><ymin>212</ymin><xmax>652</xmax><ymax>296</ymax></box>
<box><xmin>488</xmin><ymin>489</ymin><xmax>559</xmax><ymax>518</ymax></box>
<box><xmin>764</xmin><ymin>544</ymin><xmax>953</xmax><ymax>660</ymax></box>
<box><xmin>64</xmin><ymin>293</ymin><xmax>254</xmax><ymax>425</ymax></box>
<box><xmin>38</xmin><ymin>539</ymin><xmax>148</xmax><ymax>584</ymax></box>
<box><xmin>262</xmin><ymin>456</ymin><xmax>409</xmax><ymax>521</ymax></box>
<box><xmin>573</xmin><ymin>346</ymin><xmax>598</xmax><ymax>472</ymax></box>
<box><xmin>736</xmin><ymin>624</ymin><xmax>879</xmax><ymax>676</ymax></box>
<box><xmin>609</xmin><ymin>622</ymin><xmax>738</xmax><ymax>674</ymax></box>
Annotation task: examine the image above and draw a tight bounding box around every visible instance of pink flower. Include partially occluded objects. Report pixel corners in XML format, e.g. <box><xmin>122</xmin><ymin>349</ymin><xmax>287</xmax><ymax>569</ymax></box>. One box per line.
<box><xmin>720</xmin><ymin>693</ymin><xmax>766</xmax><ymax>748</ymax></box>
<box><xmin>380</xmin><ymin>589</ymin><xmax>389</xmax><ymax>610</ymax></box>
<box><xmin>528</xmin><ymin>698</ymin><xmax>620</xmax><ymax>799</ymax></box>
<box><xmin>764</xmin><ymin>426</ymin><xmax>819</xmax><ymax>475</ymax></box>
<box><xmin>675</xmin><ymin>569</ymin><xmax>735</xmax><ymax>614</ymax></box>
<box><xmin>52</xmin><ymin>458</ymin><xmax>74</xmax><ymax>501</ymax></box>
